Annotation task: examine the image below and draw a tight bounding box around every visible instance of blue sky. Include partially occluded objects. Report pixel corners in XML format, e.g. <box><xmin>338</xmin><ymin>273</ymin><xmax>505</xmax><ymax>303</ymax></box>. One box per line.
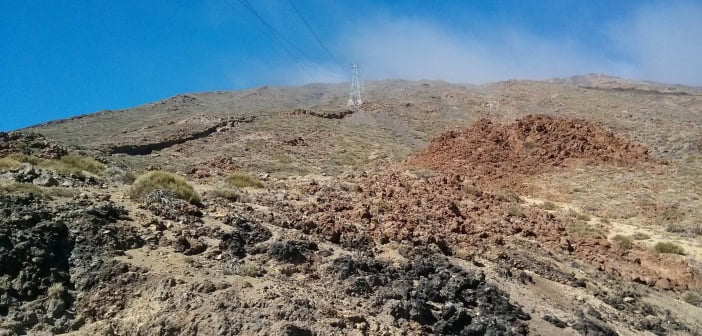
<box><xmin>2</xmin><ymin>0</ymin><xmax>701</xmax><ymax>131</ymax></box>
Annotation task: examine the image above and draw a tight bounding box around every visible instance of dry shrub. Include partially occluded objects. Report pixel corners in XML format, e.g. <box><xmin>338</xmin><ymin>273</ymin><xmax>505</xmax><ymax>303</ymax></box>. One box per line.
<box><xmin>567</xmin><ymin>208</ymin><xmax>590</xmax><ymax>221</ymax></box>
<box><xmin>55</xmin><ymin>154</ymin><xmax>105</xmax><ymax>175</ymax></box>
<box><xmin>0</xmin><ymin>182</ymin><xmax>77</xmax><ymax>198</ymax></box>
<box><xmin>496</xmin><ymin>190</ymin><xmax>521</xmax><ymax>203</ymax></box>
<box><xmin>538</xmin><ymin>201</ymin><xmax>558</xmax><ymax>210</ymax></box>
<box><xmin>508</xmin><ymin>205</ymin><xmax>524</xmax><ymax>217</ymax></box>
<box><xmin>0</xmin><ymin>182</ymin><xmax>43</xmax><ymax>195</ymax></box>
<box><xmin>0</xmin><ymin>157</ymin><xmax>21</xmax><ymax>170</ymax></box>
<box><xmin>630</xmin><ymin>232</ymin><xmax>650</xmax><ymax>240</ymax></box>
<box><xmin>654</xmin><ymin>241</ymin><xmax>685</xmax><ymax>255</ymax></box>
<box><xmin>103</xmin><ymin>166</ymin><xmax>136</xmax><ymax>184</ymax></box>
<box><xmin>611</xmin><ymin>235</ymin><xmax>634</xmax><ymax>250</ymax></box>
<box><xmin>224</xmin><ymin>173</ymin><xmax>264</xmax><ymax>189</ymax></box>
<box><xmin>5</xmin><ymin>154</ymin><xmax>105</xmax><ymax>175</ymax></box>
<box><xmin>130</xmin><ymin>171</ymin><xmax>200</xmax><ymax>204</ymax></box>
<box><xmin>682</xmin><ymin>289</ymin><xmax>702</xmax><ymax>307</ymax></box>
<box><xmin>214</xmin><ymin>172</ymin><xmax>262</xmax><ymax>202</ymax></box>
<box><xmin>213</xmin><ymin>184</ymin><xmax>251</xmax><ymax>202</ymax></box>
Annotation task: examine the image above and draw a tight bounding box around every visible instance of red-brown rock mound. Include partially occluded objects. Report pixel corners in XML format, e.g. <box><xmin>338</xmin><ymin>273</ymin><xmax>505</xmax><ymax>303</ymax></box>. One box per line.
<box><xmin>410</xmin><ymin>115</ymin><xmax>651</xmax><ymax>189</ymax></box>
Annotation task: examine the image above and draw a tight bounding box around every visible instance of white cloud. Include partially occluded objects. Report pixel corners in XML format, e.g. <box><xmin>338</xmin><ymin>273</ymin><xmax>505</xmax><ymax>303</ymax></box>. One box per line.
<box><xmin>333</xmin><ymin>17</ymin><xmax>618</xmax><ymax>84</ymax></box>
<box><xmin>609</xmin><ymin>2</ymin><xmax>702</xmax><ymax>85</ymax></box>
<box><xmin>327</xmin><ymin>2</ymin><xmax>702</xmax><ymax>86</ymax></box>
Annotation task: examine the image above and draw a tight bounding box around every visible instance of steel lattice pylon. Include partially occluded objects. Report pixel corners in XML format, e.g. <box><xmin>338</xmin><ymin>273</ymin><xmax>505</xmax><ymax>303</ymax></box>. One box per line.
<box><xmin>347</xmin><ymin>64</ymin><xmax>362</xmax><ymax>106</ymax></box>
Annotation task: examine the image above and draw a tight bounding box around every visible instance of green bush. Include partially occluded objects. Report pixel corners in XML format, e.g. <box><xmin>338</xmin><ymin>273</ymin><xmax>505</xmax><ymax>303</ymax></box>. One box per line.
<box><xmin>129</xmin><ymin>171</ymin><xmax>200</xmax><ymax>204</ymax></box>
<box><xmin>654</xmin><ymin>241</ymin><xmax>685</xmax><ymax>255</ymax></box>
<box><xmin>224</xmin><ymin>173</ymin><xmax>264</xmax><ymax>189</ymax></box>
<box><xmin>611</xmin><ymin>235</ymin><xmax>634</xmax><ymax>250</ymax></box>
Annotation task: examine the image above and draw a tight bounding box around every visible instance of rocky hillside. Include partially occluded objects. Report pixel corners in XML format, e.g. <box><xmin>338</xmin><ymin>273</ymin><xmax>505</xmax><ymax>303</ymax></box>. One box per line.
<box><xmin>1</xmin><ymin>77</ymin><xmax>702</xmax><ymax>335</ymax></box>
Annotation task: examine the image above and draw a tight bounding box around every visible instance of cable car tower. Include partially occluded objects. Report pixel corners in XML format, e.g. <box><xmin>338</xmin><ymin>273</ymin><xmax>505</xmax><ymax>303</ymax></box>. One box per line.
<box><xmin>347</xmin><ymin>64</ymin><xmax>362</xmax><ymax>106</ymax></box>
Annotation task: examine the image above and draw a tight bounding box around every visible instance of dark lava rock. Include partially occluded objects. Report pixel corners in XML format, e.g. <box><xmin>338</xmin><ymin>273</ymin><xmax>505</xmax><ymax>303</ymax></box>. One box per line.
<box><xmin>278</xmin><ymin>323</ymin><xmax>313</xmax><ymax>336</ymax></box>
<box><xmin>0</xmin><ymin>194</ymin><xmax>144</xmax><ymax>334</ymax></box>
<box><xmin>219</xmin><ymin>219</ymin><xmax>272</xmax><ymax>258</ymax></box>
<box><xmin>32</xmin><ymin>172</ymin><xmax>59</xmax><ymax>187</ymax></box>
<box><xmin>332</xmin><ymin>255</ymin><xmax>388</xmax><ymax>280</ymax></box>
<box><xmin>332</xmin><ymin>252</ymin><xmax>530</xmax><ymax>335</ymax></box>
<box><xmin>174</xmin><ymin>236</ymin><xmax>207</xmax><ymax>255</ymax></box>
<box><xmin>543</xmin><ymin>315</ymin><xmax>567</xmax><ymax>328</ymax></box>
<box><xmin>13</xmin><ymin>163</ymin><xmax>39</xmax><ymax>182</ymax></box>
<box><xmin>573</xmin><ymin>316</ymin><xmax>619</xmax><ymax>336</ymax></box>
<box><xmin>269</xmin><ymin>240</ymin><xmax>316</xmax><ymax>264</ymax></box>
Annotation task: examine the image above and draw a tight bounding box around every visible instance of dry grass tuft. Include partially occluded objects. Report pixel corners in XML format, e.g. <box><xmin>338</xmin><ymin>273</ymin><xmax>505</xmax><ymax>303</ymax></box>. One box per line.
<box><xmin>47</xmin><ymin>283</ymin><xmax>65</xmax><ymax>299</ymax></box>
<box><xmin>130</xmin><ymin>171</ymin><xmax>200</xmax><ymax>204</ymax></box>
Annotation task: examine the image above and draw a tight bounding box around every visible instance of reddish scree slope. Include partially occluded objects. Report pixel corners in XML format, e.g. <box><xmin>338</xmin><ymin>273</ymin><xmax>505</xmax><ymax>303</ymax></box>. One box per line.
<box><xmin>410</xmin><ymin>115</ymin><xmax>651</xmax><ymax>189</ymax></box>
